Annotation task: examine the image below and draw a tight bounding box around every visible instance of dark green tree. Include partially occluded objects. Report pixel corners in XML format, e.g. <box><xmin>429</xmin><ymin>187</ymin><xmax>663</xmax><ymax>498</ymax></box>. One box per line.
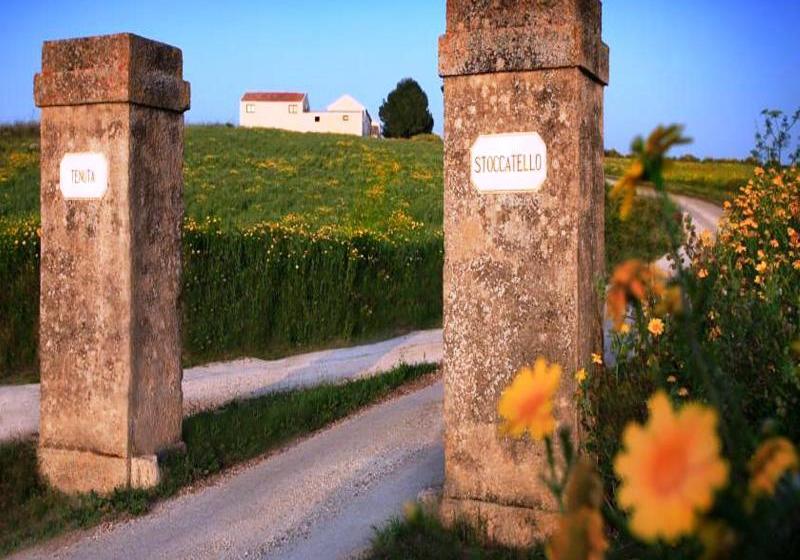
<box><xmin>379</xmin><ymin>78</ymin><xmax>434</xmax><ymax>139</ymax></box>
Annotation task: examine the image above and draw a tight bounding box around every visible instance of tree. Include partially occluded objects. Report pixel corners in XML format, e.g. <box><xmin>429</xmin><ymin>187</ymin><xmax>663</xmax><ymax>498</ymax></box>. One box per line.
<box><xmin>379</xmin><ymin>78</ymin><xmax>434</xmax><ymax>139</ymax></box>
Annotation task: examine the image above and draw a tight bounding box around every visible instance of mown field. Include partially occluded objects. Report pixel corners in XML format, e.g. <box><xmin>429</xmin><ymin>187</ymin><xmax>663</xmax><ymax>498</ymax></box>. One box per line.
<box><xmin>605</xmin><ymin>156</ymin><xmax>753</xmax><ymax>204</ymax></box>
<box><xmin>0</xmin><ymin>124</ymin><xmax>734</xmax><ymax>383</ymax></box>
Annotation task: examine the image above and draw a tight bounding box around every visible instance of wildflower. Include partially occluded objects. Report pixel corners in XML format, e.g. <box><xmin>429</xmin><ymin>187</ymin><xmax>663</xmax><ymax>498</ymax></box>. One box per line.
<box><xmin>654</xmin><ymin>285</ymin><xmax>683</xmax><ymax>317</ymax></box>
<box><xmin>592</xmin><ymin>353</ymin><xmax>603</xmax><ymax>366</ymax></box>
<box><xmin>748</xmin><ymin>437</ymin><xmax>799</xmax><ymax>499</ymax></box>
<box><xmin>678</xmin><ymin>388</ymin><xmax>689</xmax><ymax>398</ymax></box>
<box><xmin>547</xmin><ymin>508</ymin><xmax>607</xmax><ymax>560</ymax></box>
<box><xmin>607</xmin><ymin>260</ymin><xmax>666</xmax><ymax>329</ymax></box>
<box><xmin>697</xmin><ymin>268</ymin><xmax>709</xmax><ymax>279</ymax></box>
<box><xmin>575</xmin><ymin>368</ymin><xmax>588</xmax><ymax>384</ymax></box>
<box><xmin>755</xmin><ymin>261</ymin><xmax>768</xmax><ymax>274</ymax></box>
<box><xmin>614</xmin><ymin>392</ymin><xmax>729</xmax><ymax>543</ymax></box>
<box><xmin>498</xmin><ymin>358</ymin><xmax>561</xmax><ymax>440</ymax></box>
<box><xmin>667</xmin><ymin>376</ymin><xmax>677</xmax><ymax>384</ymax></box>
<box><xmin>548</xmin><ymin>459</ymin><xmax>608</xmax><ymax>560</ymax></box>
<box><xmin>619</xmin><ymin>323</ymin><xmax>632</xmax><ymax>335</ymax></box>
<box><xmin>610</xmin><ymin>160</ymin><xmax>644</xmax><ymax>220</ymax></box>
<box><xmin>648</xmin><ymin>318</ymin><xmax>665</xmax><ymax>337</ymax></box>
<box><xmin>610</xmin><ymin>125</ymin><xmax>691</xmax><ymax>220</ymax></box>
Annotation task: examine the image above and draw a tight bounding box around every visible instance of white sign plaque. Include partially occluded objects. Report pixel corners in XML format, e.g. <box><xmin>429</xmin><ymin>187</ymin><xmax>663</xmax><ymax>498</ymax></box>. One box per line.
<box><xmin>59</xmin><ymin>152</ymin><xmax>109</xmax><ymax>200</ymax></box>
<box><xmin>470</xmin><ymin>132</ymin><xmax>547</xmax><ymax>194</ymax></box>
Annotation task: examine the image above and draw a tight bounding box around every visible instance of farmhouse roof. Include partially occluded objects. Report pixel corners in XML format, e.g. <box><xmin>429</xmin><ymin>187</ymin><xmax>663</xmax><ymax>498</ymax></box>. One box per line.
<box><xmin>241</xmin><ymin>92</ymin><xmax>307</xmax><ymax>102</ymax></box>
<box><xmin>327</xmin><ymin>94</ymin><xmax>365</xmax><ymax>112</ymax></box>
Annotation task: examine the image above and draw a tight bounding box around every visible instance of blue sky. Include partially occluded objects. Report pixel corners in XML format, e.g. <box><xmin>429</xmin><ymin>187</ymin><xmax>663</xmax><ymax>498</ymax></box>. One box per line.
<box><xmin>0</xmin><ymin>0</ymin><xmax>798</xmax><ymax>158</ymax></box>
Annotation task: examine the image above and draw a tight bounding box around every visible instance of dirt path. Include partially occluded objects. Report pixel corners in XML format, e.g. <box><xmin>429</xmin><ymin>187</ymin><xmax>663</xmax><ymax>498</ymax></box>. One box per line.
<box><xmin>0</xmin><ymin>329</ymin><xmax>442</xmax><ymax>443</ymax></box>
<box><xmin>12</xmin><ymin>382</ymin><xmax>445</xmax><ymax>560</ymax></box>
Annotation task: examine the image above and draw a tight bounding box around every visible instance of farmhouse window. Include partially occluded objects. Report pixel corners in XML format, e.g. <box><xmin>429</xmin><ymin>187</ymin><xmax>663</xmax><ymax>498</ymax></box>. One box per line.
<box><xmin>315</xmin><ymin>116</ymin><xmax>321</xmax><ymax>122</ymax></box>
<box><xmin>289</xmin><ymin>104</ymin><xmax>298</xmax><ymax>114</ymax></box>
<box><xmin>343</xmin><ymin>115</ymin><xmax>350</xmax><ymax>121</ymax></box>
<box><xmin>245</xmin><ymin>104</ymin><xmax>256</xmax><ymax>113</ymax></box>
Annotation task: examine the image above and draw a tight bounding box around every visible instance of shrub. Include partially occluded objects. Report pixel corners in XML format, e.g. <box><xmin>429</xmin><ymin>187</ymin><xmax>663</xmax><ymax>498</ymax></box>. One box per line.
<box><xmin>379</xmin><ymin>78</ymin><xmax>435</xmax><ymax>139</ymax></box>
<box><xmin>0</xmin><ymin>218</ymin><xmax>443</xmax><ymax>382</ymax></box>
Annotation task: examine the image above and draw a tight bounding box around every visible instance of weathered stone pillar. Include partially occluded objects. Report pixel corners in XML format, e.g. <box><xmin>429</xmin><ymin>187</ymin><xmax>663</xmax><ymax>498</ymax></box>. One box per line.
<box><xmin>34</xmin><ymin>33</ymin><xmax>190</xmax><ymax>494</ymax></box>
<box><xmin>439</xmin><ymin>0</ymin><xmax>609</xmax><ymax>546</ymax></box>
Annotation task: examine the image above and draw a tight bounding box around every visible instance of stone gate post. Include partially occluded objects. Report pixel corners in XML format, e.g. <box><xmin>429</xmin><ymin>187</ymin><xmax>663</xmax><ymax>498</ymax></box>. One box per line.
<box><xmin>439</xmin><ymin>0</ymin><xmax>609</xmax><ymax>546</ymax></box>
<box><xmin>34</xmin><ymin>33</ymin><xmax>190</xmax><ymax>494</ymax></box>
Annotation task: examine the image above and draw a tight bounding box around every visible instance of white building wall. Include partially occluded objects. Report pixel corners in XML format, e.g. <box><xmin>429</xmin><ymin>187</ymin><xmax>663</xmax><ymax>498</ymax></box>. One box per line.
<box><xmin>239</xmin><ymin>98</ymin><xmax>309</xmax><ymax>130</ymax></box>
<box><xmin>239</xmin><ymin>95</ymin><xmax>371</xmax><ymax>137</ymax></box>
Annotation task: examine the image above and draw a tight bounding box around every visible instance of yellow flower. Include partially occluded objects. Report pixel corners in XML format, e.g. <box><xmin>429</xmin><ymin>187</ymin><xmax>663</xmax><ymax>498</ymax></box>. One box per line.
<box><xmin>755</xmin><ymin>261</ymin><xmax>768</xmax><ymax>274</ymax></box>
<box><xmin>498</xmin><ymin>358</ymin><xmax>561</xmax><ymax>440</ymax></box>
<box><xmin>610</xmin><ymin>161</ymin><xmax>644</xmax><ymax>220</ymax></box>
<box><xmin>648</xmin><ymin>318</ymin><xmax>665</xmax><ymax>337</ymax></box>
<box><xmin>607</xmin><ymin>260</ymin><xmax>666</xmax><ymax>329</ymax></box>
<box><xmin>619</xmin><ymin>323</ymin><xmax>632</xmax><ymax>335</ymax></box>
<box><xmin>697</xmin><ymin>268</ymin><xmax>709</xmax><ymax>279</ymax></box>
<box><xmin>547</xmin><ymin>507</ymin><xmax>608</xmax><ymax>560</ymax></box>
<box><xmin>575</xmin><ymin>368</ymin><xmax>588</xmax><ymax>384</ymax></box>
<box><xmin>614</xmin><ymin>392</ymin><xmax>729</xmax><ymax>543</ymax></box>
<box><xmin>748</xmin><ymin>437</ymin><xmax>799</xmax><ymax>499</ymax></box>
<box><xmin>592</xmin><ymin>353</ymin><xmax>604</xmax><ymax>366</ymax></box>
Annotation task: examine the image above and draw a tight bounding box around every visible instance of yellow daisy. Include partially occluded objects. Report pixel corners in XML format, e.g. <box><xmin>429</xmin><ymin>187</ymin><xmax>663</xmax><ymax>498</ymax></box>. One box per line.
<box><xmin>614</xmin><ymin>392</ymin><xmax>729</xmax><ymax>543</ymax></box>
<box><xmin>498</xmin><ymin>358</ymin><xmax>561</xmax><ymax>440</ymax></box>
<box><xmin>749</xmin><ymin>437</ymin><xmax>799</xmax><ymax>499</ymax></box>
<box><xmin>648</xmin><ymin>318</ymin><xmax>665</xmax><ymax>337</ymax></box>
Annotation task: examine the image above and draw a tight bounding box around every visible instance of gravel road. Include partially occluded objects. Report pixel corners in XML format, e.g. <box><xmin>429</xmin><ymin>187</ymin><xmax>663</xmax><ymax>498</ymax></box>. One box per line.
<box><xmin>13</xmin><ymin>381</ymin><xmax>444</xmax><ymax>560</ymax></box>
<box><xmin>3</xmin><ymin>192</ymin><xmax>722</xmax><ymax>559</ymax></box>
<box><xmin>0</xmin><ymin>329</ymin><xmax>442</xmax><ymax>443</ymax></box>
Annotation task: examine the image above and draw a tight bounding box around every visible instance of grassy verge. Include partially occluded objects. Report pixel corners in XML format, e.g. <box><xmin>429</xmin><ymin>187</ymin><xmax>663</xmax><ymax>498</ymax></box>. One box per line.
<box><xmin>0</xmin><ymin>362</ymin><xmax>438</xmax><ymax>556</ymax></box>
<box><xmin>368</xmin><ymin>505</ymin><xmax>545</xmax><ymax>560</ymax></box>
<box><xmin>605</xmin><ymin>188</ymin><xmax>675</xmax><ymax>273</ymax></box>
<box><xmin>605</xmin><ymin>156</ymin><xmax>752</xmax><ymax>204</ymax></box>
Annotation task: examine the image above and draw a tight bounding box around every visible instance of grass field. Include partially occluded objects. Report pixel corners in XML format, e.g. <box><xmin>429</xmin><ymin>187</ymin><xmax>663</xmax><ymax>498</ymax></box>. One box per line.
<box><xmin>605</xmin><ymin>156</ymin><xmax>753</xmax><ymax>204</ymax></box>
<box><xmin>2</xmin><ymin>124</ymin><xmax>443</xmax><ymax>231</ymax></box>
<box><xmin>0</xmin><ymin>124</ymin><xmax>722</xmax><ymax>382</ymax></box>
<box><xmin>0</xmin><ymin>362</ymin><xmax>438</xmax><ymax>556</ymax></box>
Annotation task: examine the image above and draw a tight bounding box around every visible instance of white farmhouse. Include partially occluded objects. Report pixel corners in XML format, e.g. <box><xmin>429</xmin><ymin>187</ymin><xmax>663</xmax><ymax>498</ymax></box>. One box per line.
<box><xmin>239</xmin><ymin>92</ymin><xmax>375</xmax><ymax>137</ymax></box>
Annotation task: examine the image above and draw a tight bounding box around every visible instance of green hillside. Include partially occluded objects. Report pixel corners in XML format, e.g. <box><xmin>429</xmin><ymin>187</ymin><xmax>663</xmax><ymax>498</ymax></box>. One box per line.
<box><xmin>2</xmin><ymin>125</ymin><xmax>444</xmax><ymax>233</ymax></box>
<box><xmin>0</xmin><ymin>124</ymin><xmax>712</xmax><ymax>382</ymax></box>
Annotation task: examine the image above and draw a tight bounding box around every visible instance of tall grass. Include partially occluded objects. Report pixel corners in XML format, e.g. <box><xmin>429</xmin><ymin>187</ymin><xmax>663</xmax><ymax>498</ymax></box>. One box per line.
<box><xmin>182</xmin><ymin>218</ymin><xmax>442</xmax><ymax>365</ymax></box>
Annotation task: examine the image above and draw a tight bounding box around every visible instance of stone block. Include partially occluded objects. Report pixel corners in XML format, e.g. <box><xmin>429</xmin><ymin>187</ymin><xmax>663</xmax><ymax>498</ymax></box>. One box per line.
<box><xmin>35</xmin><ymin>33</ymin><xmax>188</xmax><ymax>495</ymax></box>
<box><xmin>439</xmin><ymin>0</ymin><xmax>607</xmax><ymax>545</ymax></box>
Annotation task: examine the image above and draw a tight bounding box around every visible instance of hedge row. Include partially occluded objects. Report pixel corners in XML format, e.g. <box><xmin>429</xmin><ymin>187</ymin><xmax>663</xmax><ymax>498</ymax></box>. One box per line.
<box><xmin>0</xmin><ymin>217</ymin><xmax>443</xmax><ymax>382</ymax></box>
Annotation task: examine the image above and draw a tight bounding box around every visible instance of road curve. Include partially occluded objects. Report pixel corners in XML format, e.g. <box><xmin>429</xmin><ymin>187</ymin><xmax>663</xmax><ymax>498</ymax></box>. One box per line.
<box><xmin>6</xmin><ymin>192</ymin><xmax>722</xmax><ymax>560</ymax></box>
<box><xmin>12</xmin><ymin>382</ymin><xmax>444</xmax><ymax>560</ymax></box>
<box><xmin>0</xmin><ymin>329</ymin><xmax>443</xmax><ymax>443</ymax></box>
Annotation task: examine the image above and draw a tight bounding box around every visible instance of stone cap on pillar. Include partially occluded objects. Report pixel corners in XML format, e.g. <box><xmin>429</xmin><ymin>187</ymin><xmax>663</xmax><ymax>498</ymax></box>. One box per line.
<box><xmin>439</xmin><ymin>0</ymin><xmax>609</xmax><ymax>85</ymax></box>
<box><xmin>34</xmin><ymin>33</ymin><xmax>191</xmax><ymax>113</ymax></box>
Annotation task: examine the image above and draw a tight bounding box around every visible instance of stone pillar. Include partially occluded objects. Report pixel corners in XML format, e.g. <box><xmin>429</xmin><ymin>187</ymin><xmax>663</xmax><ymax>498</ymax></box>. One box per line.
<box><xmin>439</xmin><ymin>0</ymin><xmax>609</xmax><ymax>547</ymax></box>
<box><xmin>34</xmin><ymin>33</ymin><xmax>190</xmax><ymax>494</ymax></box>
